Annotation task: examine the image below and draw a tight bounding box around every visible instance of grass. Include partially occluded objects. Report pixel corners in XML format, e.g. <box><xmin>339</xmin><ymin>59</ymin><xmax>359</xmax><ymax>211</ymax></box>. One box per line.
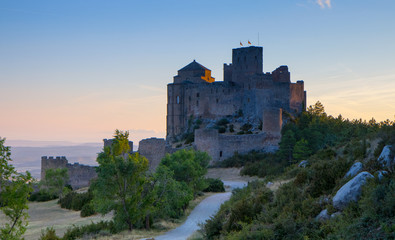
<box><xmin>0</xmin><ymin>199</ymin><xmax>112</xmax><ymax>240</ymax></box>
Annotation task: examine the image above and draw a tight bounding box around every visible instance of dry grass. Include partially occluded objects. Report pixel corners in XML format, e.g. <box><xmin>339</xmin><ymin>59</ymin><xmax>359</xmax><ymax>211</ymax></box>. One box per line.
<box><xmin>206</xmin><ymin>167</ymin><xmax>259</xmax><ymax>182</ymax></box>
<box><xmin>0</xmin><ymin>200</ymin><xmax>112</xmax><ymax>240</ymax></box>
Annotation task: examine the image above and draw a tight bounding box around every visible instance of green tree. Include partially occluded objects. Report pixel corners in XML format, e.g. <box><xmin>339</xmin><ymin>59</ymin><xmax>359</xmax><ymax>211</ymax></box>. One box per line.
<box><xmin>92</xmin><ymin>130</ymin><xmax>151</xmax><ymax>231</ymax></box>
<box><xmin>152</xmin><ymin>165</ymin><xmax>193</xmax><ymax>219</ymax></box>
<box><xmin>41</xmin><ymin>168</ymin><xmax>69</xmax><ymax>199</ymax></box>
<box><xmin>0</xmin><ymin>137</ymin><xmax>33</xmax><ymax>239</ymax></box>
<box><xmin>292</xmin><ymin>139</ymin><xmax>312</xmax><ymax>162</ymax></box>
<box><xmin>278</xmin><ymin>130</ymin><xmax>296</xmax><ymax>163</ymax></box>
<box><xmin>160</xmin><ymin>149</ymin><xmax>210</xmax><ymax>196</ymax></box>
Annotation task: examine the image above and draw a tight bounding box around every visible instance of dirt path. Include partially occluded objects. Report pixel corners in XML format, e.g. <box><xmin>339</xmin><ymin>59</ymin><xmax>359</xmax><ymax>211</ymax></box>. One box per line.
<box><xmin>143</xmin><ymin>181</ymin><xmax>247</xmax><ymax>240</ymax></box>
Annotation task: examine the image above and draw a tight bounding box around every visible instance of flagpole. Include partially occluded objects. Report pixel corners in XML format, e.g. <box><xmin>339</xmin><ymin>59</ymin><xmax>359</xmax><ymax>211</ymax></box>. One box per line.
<box><xmin>258</xmin><ymin>32</ymin><xmax>260</xmax><ymax>46</ymax></box>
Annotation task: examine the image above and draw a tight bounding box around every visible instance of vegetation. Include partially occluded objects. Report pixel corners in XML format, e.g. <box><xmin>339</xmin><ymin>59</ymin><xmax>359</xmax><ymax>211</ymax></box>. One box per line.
<box><xmin>200</xmin><ymin>101</ymin><xmax>395</xmax><ymax>239</ymax></box>
<box><xmin>58</xmin><ymin>190</ymin><xmax>96</xmax><ymax>217</ymax></box>
<box><xmin>203</xmin><ymin>178</ymin><xmax>225</xmax><ymax>193</ymax></box>
<box><xmin>0</xmin><ymin>137</ymin><xmax>33</xmax><ymax>239</ymax></box>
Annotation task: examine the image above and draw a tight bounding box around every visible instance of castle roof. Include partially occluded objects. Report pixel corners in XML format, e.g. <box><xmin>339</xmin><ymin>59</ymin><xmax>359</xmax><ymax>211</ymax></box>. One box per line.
<box><xmin>178</xmin><ymin>60</ymin><xmax>210</xmax><ymax>72</ymax></box>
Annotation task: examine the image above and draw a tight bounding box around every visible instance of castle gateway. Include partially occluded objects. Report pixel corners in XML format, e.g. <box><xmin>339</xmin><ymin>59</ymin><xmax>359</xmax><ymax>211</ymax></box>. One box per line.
<box><xmin>166</xmin><ymin>46</ymin><xmax>306</xmax><ymax>162</ymax></box>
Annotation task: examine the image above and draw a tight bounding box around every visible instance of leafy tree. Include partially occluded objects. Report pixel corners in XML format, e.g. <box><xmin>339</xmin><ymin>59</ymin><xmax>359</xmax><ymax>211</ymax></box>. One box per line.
<box><xmin>293</xmin><ymin>138</ymin><xmax>312</xmax><ymax>162</ymax></box>
<box><xmin>92</xmin><ymin>130</ymin><xmax>151</xmax><ymax>231</ymax></box>
<box><xmin>41</xmin><ymin>168</ymin><xmax>69</xmax><ymax>199</ymax></box>
<box><xmin>152</xmin><ymin>165</ymin><xmax>193</xmax><ymax>219</ymax></box>
<box><xmin>160</xmin><ymin>149</ymin><xmax>210</xmax><ymax>195</ymax></box>
<box><xmin>278</xmin><ymin>130</ymin><xmax>296</xmax><ymax>162</ymax></box>
<box><xmin>0</xmin><ymin>137</ymin><xmax>33</xmax><ymax>239</ymax></box>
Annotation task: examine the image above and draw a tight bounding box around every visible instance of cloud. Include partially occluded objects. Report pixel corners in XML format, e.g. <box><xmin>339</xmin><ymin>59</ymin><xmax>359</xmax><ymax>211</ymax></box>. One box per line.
<box><xmin>317</xmin><ymin>0</ymin><xmax>331</xmax><ymax>9</ymax></box>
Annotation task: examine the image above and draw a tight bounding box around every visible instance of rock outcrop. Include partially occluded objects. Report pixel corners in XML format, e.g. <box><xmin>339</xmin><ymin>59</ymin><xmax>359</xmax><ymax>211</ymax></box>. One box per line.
<box><xmin>333</xmin><ymin>171</ymin><xmax>373</xmax><ymax>210</ymax></box>
<box><xmin>378</xmin><ymin>145</ymin><xmax>394</xmax><ymax>169</ymax></box>
<box><xmin>344</xmin><ymin>162</ymin><xmax>363</xmax><ymax>178</ymax></box>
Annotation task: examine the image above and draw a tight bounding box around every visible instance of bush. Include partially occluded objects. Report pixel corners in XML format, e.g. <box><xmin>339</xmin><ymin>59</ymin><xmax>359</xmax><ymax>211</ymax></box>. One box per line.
<box><xmin>58</xmin><ymin>191</ymin><xmax>96</xmax><ymax>216</ymax></box>
<box><xmin>62</xmin><ymin>221</ymin><xmax>116</xmax><ymax>240</ymax></box>
<box><xmin>29</xmin><ymin>190</ymin><xmax>58</xmax><ymax>202</ymax></box>
<box><xmin>80</xmin><ymin>203</ymin><xmax>96</xmax><ymax>217</ymax></box>
<box><xmin>203</xmin><ymin>178</ymin><xmax>225</xmax><ymax>192</ymax></box>
<box><xmin>39</xmin><ymin>227</ymin><xmax>61</xmax><ymax>240</ymax></box>
<box><xmin>218</xmin><ymin>126</ymin><xmax>226</xmax><ymax>133</ymax></box>
<box><xmin>217</xmin><ymin>118</ymin><xmax>229</xmax><ymax>126</ymax></box>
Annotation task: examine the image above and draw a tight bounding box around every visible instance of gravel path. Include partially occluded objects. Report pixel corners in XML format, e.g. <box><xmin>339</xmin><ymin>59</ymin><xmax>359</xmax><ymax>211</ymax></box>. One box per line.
<box><xmin>145</xmin><ymin>181</ymin><xmax>247</xmax><ymax>240</ymax></box>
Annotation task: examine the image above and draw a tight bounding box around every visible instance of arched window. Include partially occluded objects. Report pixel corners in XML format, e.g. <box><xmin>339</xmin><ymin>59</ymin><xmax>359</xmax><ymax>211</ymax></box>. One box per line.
<box><xmin>176</xmin><ymin>96</ymin><xmax>180</xmax><ymax>104</ymax></box>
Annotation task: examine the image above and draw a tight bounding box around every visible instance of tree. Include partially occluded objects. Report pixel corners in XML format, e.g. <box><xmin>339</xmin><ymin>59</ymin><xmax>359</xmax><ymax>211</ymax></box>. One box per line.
<box><xmin>278</xmin><ymin>130</ymin><xmax>296</xmax><ymax>163</ymax></box>
<box><xmin>293</xmin><ymin>139</ymin><xmax>312</xmax><ymax>162</ymax></box>
<box><xmin>159</xmin><ymin>149</ymin><xmax>210</xmax><ymax>196</ymax></box>
<box><xmin>152</xmin><ymin>165</ymin><xmax>193</xmax><ymax>219</ymax></box>
<box><xmin>0</xmin><ymin>137</ymin><xmax>33</xmax><ymax>239</ymax></box>
<box><xmin>41</xmin><ymin>168</ymin><xmax>69</xmax><ymax>199</ymax></box>
<box><xmin>92</xmin><ymin>130</ymin><xmax>151</xmax><ymax>231</ymax></box>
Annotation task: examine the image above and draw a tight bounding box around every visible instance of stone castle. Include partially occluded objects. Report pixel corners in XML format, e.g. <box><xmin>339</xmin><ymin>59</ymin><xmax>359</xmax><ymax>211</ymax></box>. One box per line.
<box><xmin>40</xmin><ymin>46</ymin><xmax>306</xmax><ymax>188</ymax></box>
<box><xmin>166</xmin><ymin>46</ymin><xmax>306</xmax><ymax>161</ymax></box>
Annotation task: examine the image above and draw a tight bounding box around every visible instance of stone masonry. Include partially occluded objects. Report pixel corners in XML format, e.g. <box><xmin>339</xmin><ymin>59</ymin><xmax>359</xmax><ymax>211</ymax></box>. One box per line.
<box><xmin>41</xmin><ymin>156</ymin><xmax>97</xmax><ymax>189</ymax></box>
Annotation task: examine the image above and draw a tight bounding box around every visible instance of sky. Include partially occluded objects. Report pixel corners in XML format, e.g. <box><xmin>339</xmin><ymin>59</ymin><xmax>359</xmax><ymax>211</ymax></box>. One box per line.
<box><xmin>1</xmin><ymin>0</ymin><xmax>394</xmax><ymax>145</ymax></box>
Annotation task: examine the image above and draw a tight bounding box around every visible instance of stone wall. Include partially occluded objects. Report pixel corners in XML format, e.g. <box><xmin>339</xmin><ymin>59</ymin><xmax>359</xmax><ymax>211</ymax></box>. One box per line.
<box><xmin>138</xmin><ymin>138</ymin><xmax>166</xmax><ymax>171</ymax></box>
<box><xmin>41</xmin><ymin>156</ymin><xmax>97</xmax><ymax>189</ymax></box>
<box><xmin>194</xmin><ymin>129</ymin><xmax>280</xmax><ymax>162</ymax></box>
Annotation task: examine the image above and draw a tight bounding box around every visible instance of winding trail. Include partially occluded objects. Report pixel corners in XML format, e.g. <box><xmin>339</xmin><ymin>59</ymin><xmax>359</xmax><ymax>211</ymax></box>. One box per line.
<box><xmin>145</xmin><ymin>181</ymin><xmax>246</xmax><ymax>240</ymax></box>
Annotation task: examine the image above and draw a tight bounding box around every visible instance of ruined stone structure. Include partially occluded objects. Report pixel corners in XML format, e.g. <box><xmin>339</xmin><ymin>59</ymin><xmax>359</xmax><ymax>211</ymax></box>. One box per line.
<box><xmin>166</xmin><ymin>46</ymin><xmax>306</xmax><ymax>161</ymax></box>
<box><xmin>138</xmin><ymin>138</ymin><xmax>167</xmax><ymax>170</ymax></box>
<box><xmin>41</xmin><ymin>156</ymin><xmax>97</xmax><ymax>189</ymax></box>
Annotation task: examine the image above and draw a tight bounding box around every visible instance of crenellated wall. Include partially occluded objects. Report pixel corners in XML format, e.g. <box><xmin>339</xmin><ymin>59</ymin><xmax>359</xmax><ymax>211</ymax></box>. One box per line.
<box><xmin>41</xmin><ymin>156</ymin><xmax>97</xmax><ymax>189</ymax></box>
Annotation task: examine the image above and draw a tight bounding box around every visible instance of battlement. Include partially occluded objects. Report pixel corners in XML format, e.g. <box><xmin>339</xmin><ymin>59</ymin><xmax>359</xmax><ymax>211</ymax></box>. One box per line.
<box><xmin>40</xmin><ymin>156</ymin><xmax>97</xmax><ymax>189</ymax></box>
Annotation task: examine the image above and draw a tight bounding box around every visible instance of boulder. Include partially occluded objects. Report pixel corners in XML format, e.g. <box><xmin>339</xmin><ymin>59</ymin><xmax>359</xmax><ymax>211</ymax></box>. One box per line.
<box><xmin>315</xmin><ymin>209</ymin><xmax>330</xmax><ymax>221</ymax></box>
<box><xmin>298</xmin><ymin>160</ymin><xmax>308</xmax><ymax>168</ymax></box>
<box><xmin>344</xmin><ymin>162</ymin><xmax>363</xmax><ymax>178</ymax></box>
<box><xmin>333</xmin><ymin>171</ymin><xmax>373</xmax><ymax>210</ymax></box>
<box><xmin>378</xmin><ymin>145</ymin><xmax>394</xmax><ymax>168</ymax></box>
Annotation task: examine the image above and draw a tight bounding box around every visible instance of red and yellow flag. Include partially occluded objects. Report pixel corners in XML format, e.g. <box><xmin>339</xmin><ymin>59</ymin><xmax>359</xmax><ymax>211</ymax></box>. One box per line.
<box><xmin>248</xmin><ymin>40</ymin><xmax>251</xmax><ymax>45</ymax></box>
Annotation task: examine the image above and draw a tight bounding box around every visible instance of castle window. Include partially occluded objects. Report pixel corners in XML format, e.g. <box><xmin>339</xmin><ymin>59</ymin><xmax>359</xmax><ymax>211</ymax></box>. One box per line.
<box><xmin>196</xmin><ymin>100</ymin><xmax>199</xmax><ymax>106</ymax></box>
<box><xmin>176</xmin><ymin>96</ymin><xmax>180</xmax><ymax>104</ymax></box>
<box><xmin>248</xmin><ymin>98</ymin><xmax>250</xmax><ymax>102</ymax></box>
<box><xmin>216</xmin><ymin>98</ymin><xmax>219</xmax><ymax>103</ymax></box>
<box><xmin>244</xmin><ymin>56</ymin><xmax>246</xmax><ymax>62</ymax></box>
<box><xmin>189</xmin><ymin>96</ymin><xmax>191</xmax><ymax>101</ymax></box>
<box><xmin>197</xmin><ymin>93</ymin><xmax>199</xmax><ymax>97</ymax></box>
<box><xmin>220</xmin><ymin>151</ymin><xmax>223</xmax><ymax>157</ymax></box>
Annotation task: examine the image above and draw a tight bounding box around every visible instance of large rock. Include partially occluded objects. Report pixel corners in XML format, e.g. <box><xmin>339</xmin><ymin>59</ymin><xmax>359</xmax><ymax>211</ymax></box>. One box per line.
<box><xmin>315</xmin><ymin>209</ymin><xmax>330</xmax><ymax>221</ymax></box>
<box><xmin>378</xmin><ymin>145</ymin><xmax>394</xmax><ymax>168</ymax></box>
<box><xmin>298</xmin><ymin>160</ymin><xmax>308</xmax><ymax>168</ymax></box>
<box><xmin>333</xmin><ymin>171</ymin><xmax>373</xmax><ymax>210</ymax></box>
<box><xmin>344</xmin><ymin>162</ymin><xmax>363</xmax><ymax>178</ymax></box>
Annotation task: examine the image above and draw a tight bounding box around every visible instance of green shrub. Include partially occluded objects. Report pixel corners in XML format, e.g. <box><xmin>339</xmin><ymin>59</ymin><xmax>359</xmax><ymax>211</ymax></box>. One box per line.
<box><xmin>39</xmin><ymin>227</ymin><xmax>61</xmax><ymax>240</ymax></box>
<box><xmin>80</xmin><ymin>203</ymin><xmax>95</xmax><ymax>217</ymax></box>
<box><xmin>203</xmin><ymin>178</ymin><xmax>225</xmax><ymax>192</ymax></box>
<box><xmin>218</xmin><ymin>126</ymin><xmax>226</xmax><ymax>133</ymax></box>
<box><xmin>62</xmin><ymin>221</ymin><xmax>116</xmax><ymax>240</ymax></box>
<box><xmin>217</xmin><ymin>118</ymin><xmax>229</xmax><ymax>126</ymax></box>
<box><xmin>29</xmin><ymin>190</ymin><xmax>58</xmax><ymax>202</ymax></box>
<box><xmin>241</xmin><ymin>123</ymin><xmax>252</xmax><ymax>132</ymax></box>
<box><xmin>229</xmin><ymin>124</ymin><xmax>234</xmax><ymax>132</ymax></box>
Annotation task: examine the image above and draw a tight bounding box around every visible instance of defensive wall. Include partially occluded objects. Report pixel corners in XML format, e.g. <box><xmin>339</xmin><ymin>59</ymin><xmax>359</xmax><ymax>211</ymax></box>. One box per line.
<box><xmin>41</xmin><ymin>156</ymin><xmax>97</xmax><ymax>190</ymax></box>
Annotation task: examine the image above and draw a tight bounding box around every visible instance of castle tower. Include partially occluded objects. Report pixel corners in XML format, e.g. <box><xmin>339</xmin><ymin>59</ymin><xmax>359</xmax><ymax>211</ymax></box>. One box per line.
<box><xmin>228</xmin><ymin>46</ymin><xmax>263</xmax><ymax>83</ymax></box>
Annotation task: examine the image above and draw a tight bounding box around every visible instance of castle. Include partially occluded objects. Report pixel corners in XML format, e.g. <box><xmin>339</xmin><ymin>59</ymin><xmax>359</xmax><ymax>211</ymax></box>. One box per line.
<box><xmin>166</xmin><ymin>46</ymin><xmax>306</xmax><ymax>161</ymax></box>
<box><xmin>40</xmin><ymin>46</ymin><xmax>306</xmax><ymax>188</ymax></box>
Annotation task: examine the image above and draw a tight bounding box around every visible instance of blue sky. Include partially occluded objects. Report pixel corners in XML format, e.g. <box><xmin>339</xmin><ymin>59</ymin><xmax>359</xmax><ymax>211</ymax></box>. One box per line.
<box><xmin>0</xmin><ymin>0</ymin><xmax>394</xmax><ymax>144</ymax></box>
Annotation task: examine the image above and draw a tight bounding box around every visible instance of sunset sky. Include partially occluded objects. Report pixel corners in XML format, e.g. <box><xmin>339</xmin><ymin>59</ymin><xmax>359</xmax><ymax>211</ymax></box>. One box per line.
<box><xmin>1</xmin><ymin>0</ymin><xmax>394</xmax><ymax>145</ymax></box>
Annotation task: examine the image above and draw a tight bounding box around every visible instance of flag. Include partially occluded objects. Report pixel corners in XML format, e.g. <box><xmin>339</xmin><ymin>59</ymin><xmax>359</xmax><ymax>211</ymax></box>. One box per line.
<box><xmin>240</xmin><ymin>42</ymin><xmax>243</xmax><ymax>46</ymax></box>
<box><xmin>248</xmin><ymin>40</ymin><xmax>251</xmax><ymax>45</ymax></box>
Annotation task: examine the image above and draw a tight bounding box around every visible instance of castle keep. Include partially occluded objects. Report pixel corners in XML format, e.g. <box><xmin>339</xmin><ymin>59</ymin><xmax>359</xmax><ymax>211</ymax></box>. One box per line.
<box><xmin>167</xmin><ymin>46</ymin><xmax>306</xmax><ymax>161</ymax></box>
